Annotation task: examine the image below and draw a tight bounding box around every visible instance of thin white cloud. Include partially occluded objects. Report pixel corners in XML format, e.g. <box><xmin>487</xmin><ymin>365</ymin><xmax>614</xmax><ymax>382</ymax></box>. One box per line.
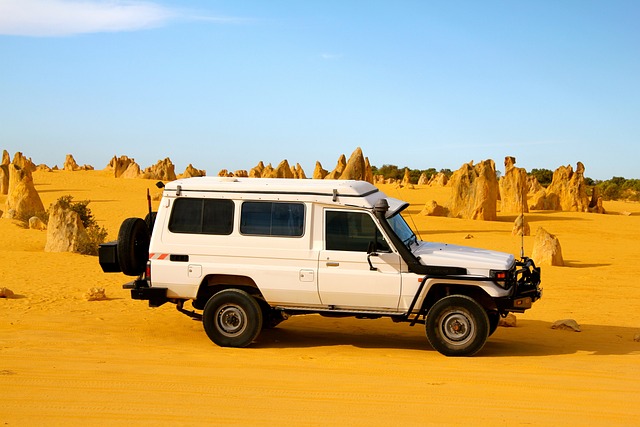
<box><xmin>0</xmin><ymin>0</ymin><xmax>239</xmax><ymax>37</ymax></box>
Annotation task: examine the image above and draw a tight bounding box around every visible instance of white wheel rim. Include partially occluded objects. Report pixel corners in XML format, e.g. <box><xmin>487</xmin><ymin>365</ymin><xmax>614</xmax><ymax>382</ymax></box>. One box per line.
<box><xmin>441</xmin><ymin>311</ymin><xmax>475</xmax><ymax>346</ymax></box>
<box><xmin>216</xmin><ymin>304</ymin><xmax>247</xmax><ymax>337</ymax></box>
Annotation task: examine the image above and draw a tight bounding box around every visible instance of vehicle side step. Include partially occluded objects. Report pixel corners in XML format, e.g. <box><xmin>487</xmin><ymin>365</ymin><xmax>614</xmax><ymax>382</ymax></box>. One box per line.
<box><xmin>275</xmin><ymin>306</ymin><xmax>405</xmax><ymax>316</ymax></box>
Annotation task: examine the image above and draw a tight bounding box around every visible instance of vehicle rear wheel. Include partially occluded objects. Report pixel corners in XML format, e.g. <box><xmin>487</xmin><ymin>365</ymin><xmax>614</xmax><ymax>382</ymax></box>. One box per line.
<box><xmin>117</xmin><ymin>217</ymin><xmax>150</xmax><ymax>276</ymax></box>
<box><xmin>425</xmin><ymin>295</ymin><xmax>490</xmax><ymax>357</ymax></box>
<box><xmin>203</xmin><ymin>289</ymin><xmax>263</xmax><ymax>347</ymax></box>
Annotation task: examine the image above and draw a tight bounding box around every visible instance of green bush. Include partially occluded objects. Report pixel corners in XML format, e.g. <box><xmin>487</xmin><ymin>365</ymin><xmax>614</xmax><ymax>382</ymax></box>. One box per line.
<box><xmin>51</xmin><ymin>195</ymin><xmax>108</xmax><ymax>255</ymax></box>
<box><xmin>595</xmin><ymin>177</ymin><xmax>640</xmax><ymax>201</ymax></box>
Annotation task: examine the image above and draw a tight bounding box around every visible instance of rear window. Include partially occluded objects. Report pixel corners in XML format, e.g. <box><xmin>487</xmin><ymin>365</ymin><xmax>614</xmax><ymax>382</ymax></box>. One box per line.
<box><xmin>169</xmin><ymin>198</ymin><xmax>234</xmax><ymax>235</ymax></box>
<box><xmin>240</xmin><ymin>202</ymin><xmax>304</xmax><ymax>237</ymax></box>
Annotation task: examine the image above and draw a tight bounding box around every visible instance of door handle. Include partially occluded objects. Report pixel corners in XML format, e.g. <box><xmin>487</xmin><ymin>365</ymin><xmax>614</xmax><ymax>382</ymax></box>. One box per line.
<box><xmin>326</xmin><ymin>262</ymin><xmax>340</xmax><ymax>267</ymax></box>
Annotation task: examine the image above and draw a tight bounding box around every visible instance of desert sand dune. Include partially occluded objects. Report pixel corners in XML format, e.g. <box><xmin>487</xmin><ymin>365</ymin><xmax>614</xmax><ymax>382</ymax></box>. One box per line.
<box><xmin>1</xmin><ymin>170</ymin><xmax>639</xmax><ymax>426</ymax></box>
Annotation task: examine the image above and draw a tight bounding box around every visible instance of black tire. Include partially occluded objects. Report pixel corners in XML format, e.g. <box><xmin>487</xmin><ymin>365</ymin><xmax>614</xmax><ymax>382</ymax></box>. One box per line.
<box><xmin>203</xmin><ymin>289</ymin><xmax>263</xmax><ymax>347</ymax></box>
<box><xmin>488</xmin><ymin>312</ymin><xmax>500</xmax><ymax>337</ymax></box>
<box><xmin>117</xmin><ymin>217</ymin><xmax>150</xmax><ymax>276</ymax></box>
<box><xmin>425</xmin><ymin>295</ymin><xmax>490</xmax><ymax>357</ymax></box>
<box><xmin>144</xmin><ymin>212</ymin><xmax>157</xmax><ymax>232</ymax></box>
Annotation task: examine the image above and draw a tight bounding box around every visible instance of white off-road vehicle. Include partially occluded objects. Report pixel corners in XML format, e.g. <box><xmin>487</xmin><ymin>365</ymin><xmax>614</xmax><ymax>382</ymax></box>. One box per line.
<box><xmin>100</xmin><ymin>177</ymin><xmax>541</xmax><ymax>356</ymax></box>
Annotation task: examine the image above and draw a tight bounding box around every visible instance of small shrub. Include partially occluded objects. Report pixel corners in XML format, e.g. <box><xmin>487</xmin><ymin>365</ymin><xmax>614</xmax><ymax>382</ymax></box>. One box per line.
<box><xmin>51</xmin><ymin>195</ymin><xmax>107</xmax><ymax>256</ymax></box>
<box><xmin>78</xmin><ymin>224</ymin><xmax>108</xmax><ymax>256</ymax></box>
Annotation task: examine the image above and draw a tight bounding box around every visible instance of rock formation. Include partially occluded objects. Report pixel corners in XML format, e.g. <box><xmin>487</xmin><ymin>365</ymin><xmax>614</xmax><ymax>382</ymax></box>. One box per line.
<box><xmin>340</xmin><ymin>148</ymin><xmax>366</xmax><ymax>180</ymax></box>
<box><xmin>313</xmin><ymin>162</ymin><xmax>328</xmax><ymax>180</ymax></box>
<box><xmin>28</xmin><ymin>216</ymin><xmax>47</xmax><ymax>231</ymax></box>
<box><xmin>400</xmin><ymin>168</ymin><xmax>411</xmax><ymax>187</ymax></box>
<box><xmin>181</xmin><ymin>164</ymin><xmax>206</xmax><ymax>178</ymax></box>
<box><xmin>364</xmin><ymin>157</ymin><xmax>373</xmax><ymax>184</ymax></box>
<box><xmin>1</xmin><ymin>150</ymin><xmax>9</xmax><ymax>166</ymax></box>
<box><xmin>326</xmin><ymin>154</ymin><xmax>347</xmax><ymax>180</ymax></box>
<box><xmin>428</xmin><ymin>172</ymin><xmax>448</xmax><ymax>187</ymax></box>
<box><xmin>234</xmin><ymin>170</ymin><xmax>249</xmax><ymax>178</ymax></box>
<box><xmin>0</xmin><ymin>287</ymin><xmax>15</xmax><ymax>298</ymax></box>
<box><xmin>417</xmin><ymin>173</ymin><xmax>428</xmax><ymax>186</ymax></box>
<box><xmin>261</xmin><ymin>163</ymin><xmax>275</xmax><ymax>178</ymax></box>
<box><xmin>447</xmin><ymin>160</ymin><xmax>498</xmax><ymax>221</ymax></box>
<box><xmin>531</xmin><ymin>227</ymin><xmax>564</xmax><ymax>266</ymax></box>
<box><xmin>44</xmin><ymin>199</ymin><xmax>90</xmax><ymax>253</ymax></box>
<box><xmin>121</xmin><ymin>162</ymin><xmax>141</xmax><ymax>179</ymax></box>
<box><xmin>527</xmin><ymin>175</ymin><xmax>544</xmax><ymax>194</ymax></box>
<box><xmin>499</xmin><ymin>156</ymin><xmax>529</xmax><ymax>214</ymax></box>
<box><xmin>249</xmin><ymin>161</ymin><xmax>265</xmax><ymax>178</ymax></box>
<box><xmin>588</xmin><ymin>187</ymin><xmax>605</xmax><ymax>214</ymax></box>
<box><xmin>84</xmin><ymin>287</ymin><xmax>107</xmax><ymax>301</ymax></box>
<box><xmin>511</xmin><ymin>214</ymin><xmax>530</xmax><ymax>237</ymax></box>
<box><xmin>3</xmin><ymin>161</ymin><xmax>45</xmax><ymax>220</ymax></box>
<box><xmin>292</xmin><ymin>163</ymin><xmax>306</xmax><ymax>179</ymax></box>
<box><xmin>498</xmin><ymin>313</ymin><xmax>517</xmax><ymax>328</ymax></box>
<box><xmin>420</xmin><ymin>200</ymin><xmax>447</xmax><ymax>217</ymax></box>
<box><xmin>63</xmin><ymin>154</ymin><xmax>80</xmax><ymax>171</ymax></box>
<box><xmin>12</xmin><ymin>152</ymin><xmax>36</xmax><ymax>174</ymax></box>
<box><xmin>0</xmin><ymin>165</ymin><xmax>8</xmax><ymax>196</ymax></box>
<box><xmin>0</xmin><ymin>150</ymin><xmax>9</xmax><ymax>195</ymax></box>
<box><xmin>141</xmin><ymin>158</ymin><xmax>177</xmax><ymax>181</ymax></box>
<box><xmin>551</xmin><ymin>319</ymin><xmax>581</xmax><ymax>332</ymax></box>
<box><xmin>273</xmin><ymin>160</ymin><xmax>295</xmax><ymax>178</ymax></box>
<box><xmin>106</xmin><ymin>155</ymin><xmax>138</xmax><ymax>178</ymax></box>
<box><xmin>531</xmin><ymin>163</ymin><xmax>589</xmax><ymax>212</ymax></box>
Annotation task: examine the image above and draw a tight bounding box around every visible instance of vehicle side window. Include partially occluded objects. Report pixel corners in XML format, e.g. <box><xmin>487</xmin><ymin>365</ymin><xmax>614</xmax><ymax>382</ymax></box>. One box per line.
<box><xmin>169</xmin><ymin>198</ymin><xmax>234</xmax><ymax>235</ymax></box>
<box><xmin>240</xmin><ymin>202</ymin><xmax>304</xmax><ymax>237</ymax></box>
<box><xmin>325</xmin><ymin>211</ymin><xmax>390</xmax><ymax>252</ymax></box>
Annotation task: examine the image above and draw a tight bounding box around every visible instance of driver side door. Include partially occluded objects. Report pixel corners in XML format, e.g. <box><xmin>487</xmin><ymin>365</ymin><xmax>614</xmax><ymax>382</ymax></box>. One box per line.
<box><xmin>317</xmin><ymin>209</ymin><xmax>402</xmax><ymax>310</ymax></box>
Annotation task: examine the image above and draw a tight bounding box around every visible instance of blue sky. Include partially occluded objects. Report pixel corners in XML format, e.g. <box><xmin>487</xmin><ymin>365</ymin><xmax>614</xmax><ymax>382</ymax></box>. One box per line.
<box><xmin>1</xmin><ymin>0</ymin><xmax>638</xmax><ymax>180</ymax></box>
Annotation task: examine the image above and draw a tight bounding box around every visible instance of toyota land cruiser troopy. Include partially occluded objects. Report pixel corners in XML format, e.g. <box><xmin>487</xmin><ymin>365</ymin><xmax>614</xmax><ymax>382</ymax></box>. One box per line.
<box><xmin>99</xmin><ymin>177</ymin><xmax>541</xmax><ymax>356</ymax></box>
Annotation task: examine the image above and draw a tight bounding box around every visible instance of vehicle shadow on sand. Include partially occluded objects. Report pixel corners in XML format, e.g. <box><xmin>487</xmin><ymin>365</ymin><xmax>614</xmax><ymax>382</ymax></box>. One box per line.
<box><xmin>482</xmin><ymin>320</ymin><xmax>640</xmax><ymax>357</ymax></box>
<box><xmin>256</xmin><ymin>318</ymin><xmax>640</xmax><ymax>357</ymax></box>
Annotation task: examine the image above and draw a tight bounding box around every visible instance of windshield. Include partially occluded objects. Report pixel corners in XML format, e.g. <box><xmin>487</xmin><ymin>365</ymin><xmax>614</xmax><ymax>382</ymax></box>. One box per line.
<box><xmin>387</xmin><ymin>213</ymin><xmax>418</xmax><ymax>249</ymax></box>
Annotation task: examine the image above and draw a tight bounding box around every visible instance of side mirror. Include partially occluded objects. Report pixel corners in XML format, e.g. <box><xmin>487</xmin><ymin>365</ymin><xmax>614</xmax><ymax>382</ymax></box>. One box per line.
<box><xmin>366</xmin><ymin>241</ymin><xmax>378</xmax><ymax>271</ymax></box>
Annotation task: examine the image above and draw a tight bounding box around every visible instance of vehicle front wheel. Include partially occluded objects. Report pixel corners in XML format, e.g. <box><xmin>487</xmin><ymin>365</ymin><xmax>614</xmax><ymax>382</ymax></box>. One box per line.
<box><xmin>425</xmin><ymin>295</ymin><xmax>490</xmax><ymax>357</ymax></box>
<box><xmin>203</xmin><ymin>289</ymin><xmax>263</xmax><ymax>348</ymax></box>
<box><xmin>488</xmin><ymin>311</ymin><xmax>500</xmax><ymax>337</ymax></box>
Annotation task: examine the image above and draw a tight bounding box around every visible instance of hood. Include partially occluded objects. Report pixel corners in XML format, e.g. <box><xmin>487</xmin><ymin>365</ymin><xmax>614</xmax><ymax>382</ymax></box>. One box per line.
<box><xmin>413</xmin><ymin>241</ymin><xmax>515</xmax><ymax>276</ymax></box>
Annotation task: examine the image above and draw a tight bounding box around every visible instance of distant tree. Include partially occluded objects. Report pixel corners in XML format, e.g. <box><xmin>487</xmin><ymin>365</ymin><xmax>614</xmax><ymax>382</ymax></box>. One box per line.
<box><xmin>529</xmin><ymin>168</ymin><xmax>553</xmax><ymax>186</ymax></box>
<box><xmin>375</xmin><ymin>164</ymin><xmax>402</xmax><ymax>180</ymax></box>
<box><xmin>440</xmin><ymin>168</ymin><xmax>453</xmax><ymax>178</ymax></box>
<box><xmin>595</xmin><ymin>177</ymin><xmax>640</xmax><ymax>201</ymax></box>
<box><xmin>372</xmin><ymin>164</ymin><xmax>443</xmax><ymax>184</ymax></box>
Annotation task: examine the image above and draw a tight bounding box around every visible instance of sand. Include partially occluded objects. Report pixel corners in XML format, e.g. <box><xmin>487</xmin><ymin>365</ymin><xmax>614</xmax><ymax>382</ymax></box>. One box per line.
<box><xmin>1</xmin><ymin>170</ymin><xmax>640</xmax><ymax>426</ymax></box>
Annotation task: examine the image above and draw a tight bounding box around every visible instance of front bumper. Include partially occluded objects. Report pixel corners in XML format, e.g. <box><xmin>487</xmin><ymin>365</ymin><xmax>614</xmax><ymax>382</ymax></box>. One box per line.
<box><xmin>123</xmin><ymin>279</ymin><xmax>169</xmax><ymax>307</ymax></box>
<box><xmin>496</xmin><ymin>257</ymin><xmax>542</xmax><ymax>313</ymax></box>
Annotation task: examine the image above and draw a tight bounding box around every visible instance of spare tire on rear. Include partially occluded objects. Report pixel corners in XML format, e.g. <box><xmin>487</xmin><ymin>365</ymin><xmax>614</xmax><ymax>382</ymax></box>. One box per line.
<box><xmin>117</xmin><ymin>217</ymin><xmax>150</xmax><ymax>276</ymax></box>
